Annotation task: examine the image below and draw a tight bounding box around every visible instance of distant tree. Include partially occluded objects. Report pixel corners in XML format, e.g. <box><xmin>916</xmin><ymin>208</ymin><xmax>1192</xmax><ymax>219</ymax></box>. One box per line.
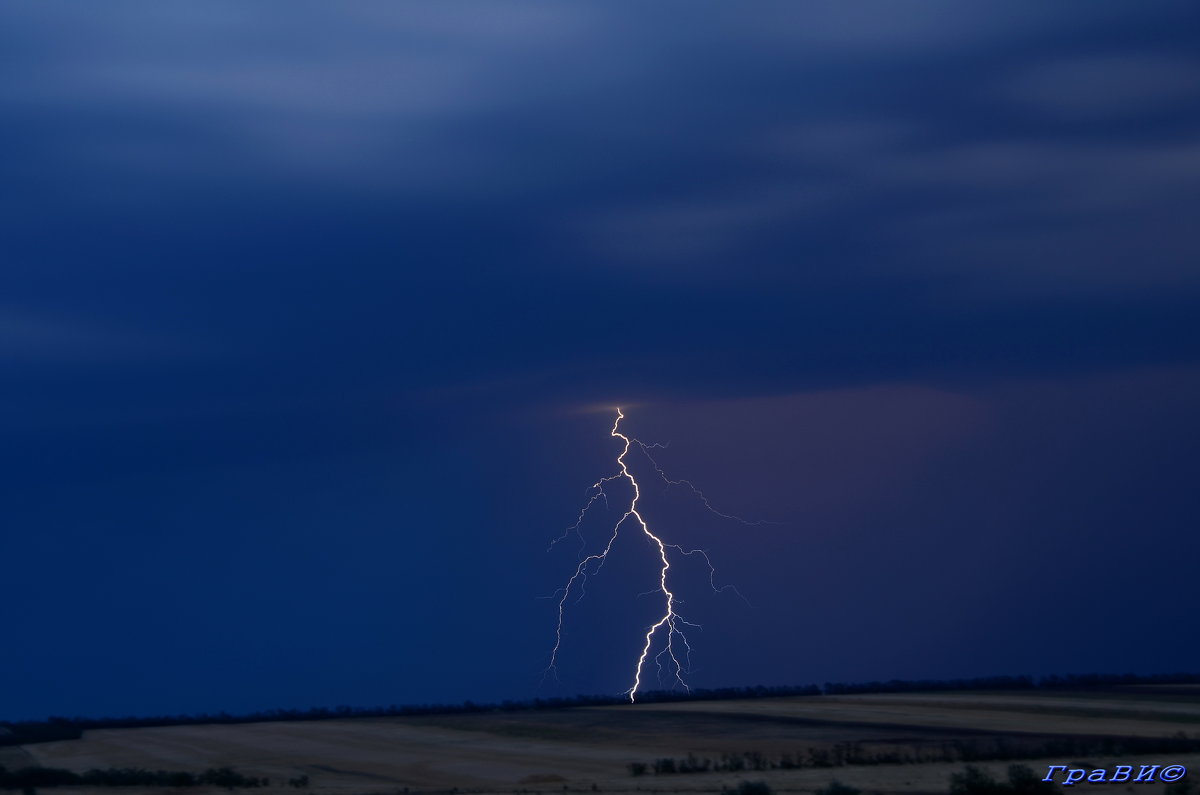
<box><xmin>950</xmin><ymin>766</ymin><xmax>1010</xmax><ymax>795</ymax></box>
<box><xmin>199</xmin><ymin>766</ymin><xmax>257</xmax><ymax>790</ymax></box>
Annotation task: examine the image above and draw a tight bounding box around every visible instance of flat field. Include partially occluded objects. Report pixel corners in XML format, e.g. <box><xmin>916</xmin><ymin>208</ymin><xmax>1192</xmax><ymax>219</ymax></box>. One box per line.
<box><xmin>19</xmin><ymin>687</ymin><xmax>1200</xmax><ymax>795</ymax></box>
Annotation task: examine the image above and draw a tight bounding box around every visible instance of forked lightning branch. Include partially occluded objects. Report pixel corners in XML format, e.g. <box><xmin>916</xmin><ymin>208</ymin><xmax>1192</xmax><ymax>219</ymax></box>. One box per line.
<box><xmin>545</xmin><ymin>408</ymin><xmax>764</xmax><ymax>702</ymax></box>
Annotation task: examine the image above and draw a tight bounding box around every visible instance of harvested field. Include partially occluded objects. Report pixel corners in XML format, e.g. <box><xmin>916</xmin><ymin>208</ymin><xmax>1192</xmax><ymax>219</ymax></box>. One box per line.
<box><xmin>18</xmin><ymin>688</ymin><xmax>1200</xmax><ymax>795</ymax></box>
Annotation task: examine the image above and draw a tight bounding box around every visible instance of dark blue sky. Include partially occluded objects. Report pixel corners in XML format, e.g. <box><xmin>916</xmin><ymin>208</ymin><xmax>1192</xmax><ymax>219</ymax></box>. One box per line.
<box><xmin>3</xmin><ymin>2</ymin><xmax>1199</xmax><ymax>721</ymax></box>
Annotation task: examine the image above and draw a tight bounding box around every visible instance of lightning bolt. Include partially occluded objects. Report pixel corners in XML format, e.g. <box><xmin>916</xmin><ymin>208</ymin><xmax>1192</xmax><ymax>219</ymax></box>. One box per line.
<box><xmin>545</xmin><ymin>408</ymin><xmax>763</xmax><ymax>702</ymax></box>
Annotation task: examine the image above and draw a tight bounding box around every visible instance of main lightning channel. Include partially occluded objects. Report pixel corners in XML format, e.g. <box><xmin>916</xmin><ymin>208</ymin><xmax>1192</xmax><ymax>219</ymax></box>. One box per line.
<box><xmin>545</xmin><ymin>408</ymin><xmax>755</xmax><ymax>702</ymax></box>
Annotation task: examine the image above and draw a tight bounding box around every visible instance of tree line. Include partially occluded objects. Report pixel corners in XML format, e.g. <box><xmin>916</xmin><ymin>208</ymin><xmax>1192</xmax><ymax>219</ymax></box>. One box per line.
<box><xmin>628</xmin><ymin>733</ymin><xmax>1200</xmax><ymax>777</ymax></box>
<box><xmin>0</xmin><ymin>765</ymin><xmax>286</xmax><ymax>791</ymax></box>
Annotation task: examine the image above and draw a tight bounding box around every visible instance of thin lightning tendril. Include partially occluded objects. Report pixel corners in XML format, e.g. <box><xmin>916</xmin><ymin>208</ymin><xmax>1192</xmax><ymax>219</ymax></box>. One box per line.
<box><xmin>544</xmin><ymin>408</ymin><xmax>761</xmax><ymax>702</ymax></box>
<box><xmin>636</xmin><ymin>442</ymin><xmax>773</xmax><ymax>527</ymax></box>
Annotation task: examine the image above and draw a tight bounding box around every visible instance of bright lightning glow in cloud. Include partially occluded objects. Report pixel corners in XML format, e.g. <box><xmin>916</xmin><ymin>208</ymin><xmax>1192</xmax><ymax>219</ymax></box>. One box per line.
<box><xmin>545</xmin><ymin>408</ymin><xmax>764</xmax><ymax>702</ymax></box>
